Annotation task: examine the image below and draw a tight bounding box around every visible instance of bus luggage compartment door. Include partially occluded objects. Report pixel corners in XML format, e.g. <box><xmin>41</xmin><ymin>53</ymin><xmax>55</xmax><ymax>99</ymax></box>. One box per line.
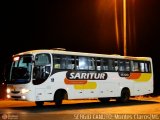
<box><xmin>35</xmin><ymin>88</ymin><xmax>46</xmax><ymax>101</ymax></box>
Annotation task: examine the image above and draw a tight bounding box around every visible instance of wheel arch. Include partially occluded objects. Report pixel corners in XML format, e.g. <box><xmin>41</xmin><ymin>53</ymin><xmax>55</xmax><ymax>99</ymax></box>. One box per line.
<box><xmin>121</xmin><ymin>87</ymin><xmax>130</xmax><ymax>96</ymax></box>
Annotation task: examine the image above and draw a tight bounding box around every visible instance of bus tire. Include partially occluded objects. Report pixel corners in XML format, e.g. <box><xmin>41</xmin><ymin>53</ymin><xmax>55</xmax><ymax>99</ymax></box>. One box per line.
<box><xmin>35</xmin><ymin>101</ymin><xmax>44</xmax><ymax>107</ymax></box>
<box><xmin>116</xmin><ymin>88</ymin><xmax>130</xmax><ymax>103</ymax></box>
<box><xmin>54</xmin><ymin>90</ymin><xmax>67</xmax><ymax>106</ymax></box>
<box><xmin>98</xmin><ymin>98</ymin><xmax>110</xmax><ymax>103</ymax></box>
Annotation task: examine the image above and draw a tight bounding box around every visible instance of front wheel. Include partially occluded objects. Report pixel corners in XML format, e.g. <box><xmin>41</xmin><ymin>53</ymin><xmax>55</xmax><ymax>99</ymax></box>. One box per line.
<box><xmin>35</xmin><ymin>101</ymin><xmax>44</xmax><ymax>107</ymax></box>
<box><xmin>98</xmin><ymin>98</ymin><xmax>110</xmax><ymax>103</ymax></box>
<box><xmin>54</xmin><ymin>91</ymin><xmax>66</xmax><ymax>106</ymax></box>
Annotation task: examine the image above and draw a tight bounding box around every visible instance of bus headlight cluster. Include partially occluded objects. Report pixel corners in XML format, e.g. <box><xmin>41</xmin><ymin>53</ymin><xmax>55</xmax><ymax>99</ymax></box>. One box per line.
<box><xmin>21</xmin><ymin>89</ymin><xmax>30</xmax><ymax>94</ymax></box>
<box><xmin>7</xmin><ymin>88</ymin><xmax>11</xmax><ymax>93</ymax></box>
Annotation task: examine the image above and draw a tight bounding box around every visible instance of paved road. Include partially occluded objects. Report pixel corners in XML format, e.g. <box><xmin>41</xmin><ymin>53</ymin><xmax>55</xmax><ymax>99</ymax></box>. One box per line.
<box><xmin>0</xmin><ymin>97</ymin><xmax>160</xmax><ymax>120</ymax></box>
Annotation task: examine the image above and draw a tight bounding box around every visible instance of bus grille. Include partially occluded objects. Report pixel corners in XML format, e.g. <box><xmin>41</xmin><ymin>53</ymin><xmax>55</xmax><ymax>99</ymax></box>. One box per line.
<box><xmin>11</xmin><ymin>96</ymin><xmax>21</xmax><ymax>99</ymax></box>
<box><xmin>11</xmin><ymin>91</ymin><xmax>20</xmax><ymax>94</ymax></box>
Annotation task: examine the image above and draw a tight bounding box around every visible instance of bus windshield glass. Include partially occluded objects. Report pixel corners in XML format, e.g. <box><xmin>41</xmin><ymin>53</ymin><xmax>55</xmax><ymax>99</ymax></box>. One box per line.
<box><xmin>9</xmin><ymin>55</ymin><xmax>33</xmax><ymax>84</ymax></box>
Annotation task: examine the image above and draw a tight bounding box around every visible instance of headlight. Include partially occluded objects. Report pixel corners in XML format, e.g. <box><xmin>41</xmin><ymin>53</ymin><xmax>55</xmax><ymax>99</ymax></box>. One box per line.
<box><xmin>7</xmin><ymin>95</ymin><xmax>11</xmax><ymax>98</ymax></box>
<box><xmin>22</xmin><ymin>96</ymin><xmax>26</xmax><ymax>99</ymax></box>
<box><xmin>21</xmin><ymin>89</ymin><xmax>30</xmax><ymax>94</ymax></box>
<box><xmin>7</xmin><ymin>88</ymin><xmax>11</xmax><ymax>93</ymax></box>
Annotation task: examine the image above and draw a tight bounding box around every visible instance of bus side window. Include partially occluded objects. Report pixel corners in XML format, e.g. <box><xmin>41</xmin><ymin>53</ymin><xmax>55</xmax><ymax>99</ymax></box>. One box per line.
<box><xmin>96</xmin><ymin>58</ymin><xmax>101</xmax><ymax>70</ymax></box>
<box><xmin>61</xmin><ymin>56</ymin><xmax>66</xmax><ymax>69</ymax></box>
<box><xmin>78</xmin><ymin>56</ymin><xmax>88</xmax><ymax>70</ymax></box>
<box><xmin>108</xmin><ymin>59</ymin><xmax>114</xmax><ymax>71</ymax></box>
<box><xmin>35</xmin><ymin>54</ymin><xmax>51</xmax><ymax>66</ymax></box>
<box><xmin>54</xmin><ymin>55</ymin><xmax>61</xmax><ymax>69</ymax></box>
<box><xmin>125</xmin><ymin>61</ymin><xmax>130</xmax><ymax>71</ymax></box>
<box><xmin>114</xmin><ymin>60</ymin><xmax>118</xmax><ymax>71</ymax></box>
<box><xmin>88</xmin><ymin>57</ymin><xmax>95</xmax><ymax>70</ymax></box>
<box><xmin>134</xmin><ymin>62</ymin><xmax>139</xmax><ymax>72</ymax></box>
<box><xmin>102</xmin><ymin>59</ymin><xmax>109</xmax><ymax>71</ymax></box>
<box><xmin>119</xmin><ymin>60</ymin><xmax>124</xmax><ymax>71</ymax></box>
<box><xmin>131</xmin><ymin>61</ymin><xmax>140</xmax><ymax>72</ymax></box>
<box><xmin>141</xmin><ymin>62</ymin><xmax>151</xmax><ymax>73</ymax></box>
<box><xmin>140</xmin><ymin>62</ymin><xmax>145</xmax><ymax>72</ymax></box>
<box><xmin>66</xmin><ymin>56</ymin><xmax>75</xmax><ymax>70</ymax></box>
<box><xmin>119</xmin><ymin>60</ymin><xmax>130</xmax><ymax>72</ymax></box>
<box><xmin>144</xmin><ymin>62</ymin><xmax>150</xmax><ymax>72</ymax></box>
<box><xmin>71</xmin><ymin>56</ymin><xmax>76</xmax><ymax>69</ymax></box>
<box><xmin>75</xmin><ymin>57</ymin><xmax>79</xmax><ymax>69</ymax></box>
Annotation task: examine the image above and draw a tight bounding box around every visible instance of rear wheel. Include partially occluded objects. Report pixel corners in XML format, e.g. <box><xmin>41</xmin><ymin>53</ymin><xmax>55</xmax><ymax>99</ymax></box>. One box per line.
<box><xmin>35</xmin><ymin>101</ymin><xmax>44</xmax><ymax>107</ymax></box>
<box><xmin>116</xmin><ymin>88</ymin><xmax>130</xmax><ymax>103</ymax></box>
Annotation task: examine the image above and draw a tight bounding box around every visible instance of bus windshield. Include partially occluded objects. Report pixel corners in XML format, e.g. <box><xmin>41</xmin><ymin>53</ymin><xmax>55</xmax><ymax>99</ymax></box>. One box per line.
<box><xmin>9</xmin><ymin>55</ymin><xmax>33</xmax><ymax>84</ymax></box>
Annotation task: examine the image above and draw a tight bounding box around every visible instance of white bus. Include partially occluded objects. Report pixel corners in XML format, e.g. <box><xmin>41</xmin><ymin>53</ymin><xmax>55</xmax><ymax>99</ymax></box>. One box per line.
<box><xmin>6</xmin><ymin>49</ymin><xmax>153</xmax><ymax>106</ymax></box>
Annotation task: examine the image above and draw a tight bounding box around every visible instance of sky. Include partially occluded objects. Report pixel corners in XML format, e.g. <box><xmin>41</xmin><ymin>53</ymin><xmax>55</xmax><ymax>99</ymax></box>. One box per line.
<box><xmin>1</xmin><ymin>0</ymin><xmax>160</xmax><ymax>93</ymax></box>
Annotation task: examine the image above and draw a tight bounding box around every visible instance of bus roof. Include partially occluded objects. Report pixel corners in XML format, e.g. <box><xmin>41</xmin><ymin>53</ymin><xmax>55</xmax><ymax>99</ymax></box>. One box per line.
<box><xmin>14</xmin><ymin>49</ymin><xmax>151</xmax><ymax>61</ymax></box>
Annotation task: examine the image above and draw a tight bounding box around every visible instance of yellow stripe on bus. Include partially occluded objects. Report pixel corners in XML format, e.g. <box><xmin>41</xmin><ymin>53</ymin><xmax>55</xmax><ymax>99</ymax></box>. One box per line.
<box><xmin>74</xmin><ymin>82</ymin><xmax>97</xmax><ymax>89</ymax></box>
<box><xmin>134</xmin><ymin>73</ymin><xmax>152</xmax><ymax>82</ymax></box>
